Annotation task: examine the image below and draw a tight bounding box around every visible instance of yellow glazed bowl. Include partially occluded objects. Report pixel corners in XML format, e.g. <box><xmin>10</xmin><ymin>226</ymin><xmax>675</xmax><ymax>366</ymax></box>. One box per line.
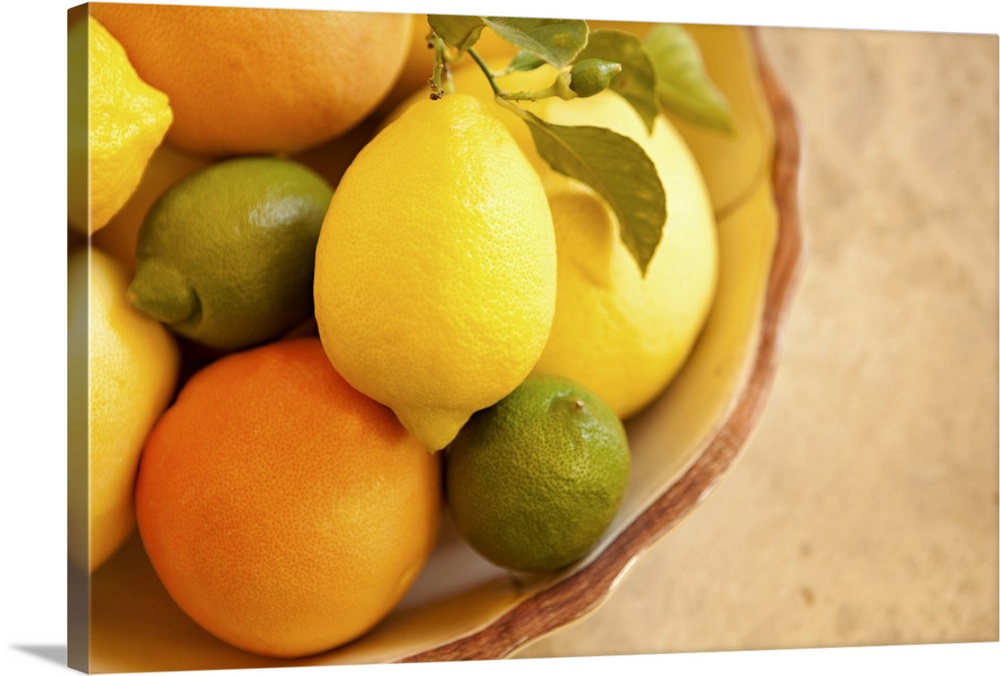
<box><xmin>83</xmin><ymin>23</ymin><xmax>804</xmax><ymax>671</ymax></box>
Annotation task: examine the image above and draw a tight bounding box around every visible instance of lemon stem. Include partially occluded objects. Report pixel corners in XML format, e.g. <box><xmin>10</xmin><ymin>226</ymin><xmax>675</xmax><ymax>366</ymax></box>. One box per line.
<box><xmin>466</xmin><ymin>47</ymin><xmax>564</xmax><ymax>108</ymax></box>
<box><xmin>430</xmin><ymin>36</ymin><xmax>454</xmax><ymax>98</ymax></box>
<box><xmin>467</xmin><ymin>47</ymin><xmax>502</xmax><ymax>97</ymax></box>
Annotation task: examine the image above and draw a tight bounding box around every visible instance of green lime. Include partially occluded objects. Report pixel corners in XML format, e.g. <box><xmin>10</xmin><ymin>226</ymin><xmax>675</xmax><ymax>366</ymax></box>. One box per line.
<box><xmin>127</xmin><ymin>156</ymin><xmax>333</xmax><ymax>350</ymax></box>
<box><xmin>444</xmin><ymin>374</ymin><xmax>631</xmax><ymax>572</ymax></box>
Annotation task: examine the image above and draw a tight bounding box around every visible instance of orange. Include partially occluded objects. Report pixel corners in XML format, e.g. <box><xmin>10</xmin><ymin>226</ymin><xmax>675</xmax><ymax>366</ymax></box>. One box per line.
<box><xmin>135</xmin><ymin>338</ymin><xmax>442</xmax><ymax>658</ymax></box>
<box><xmin>88</xmin><ymin>4</ymin><xmax>412</xmax><ymax>157</ymax></box>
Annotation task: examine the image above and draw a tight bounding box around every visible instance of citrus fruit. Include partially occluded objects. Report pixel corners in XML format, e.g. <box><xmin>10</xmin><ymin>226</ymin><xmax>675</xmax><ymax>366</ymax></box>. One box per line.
<box><xmin>427</xmin><ymin>61</ymin><xmax>719</xmax><ymax>419</ymax></box>
<box><xmin>88</xmin><ymin>4</ymin><xmax>412</xmax><ymax>157</ymax></box>
<box><xmin>445</xmin><ymin>374</ymin><xmax>630</xmax><ymax>572</ymax></box>
<box><xmin>92</xmin><ymin>143</ymin><xmax>210</xmax><ymax>276</ymax></box>
<box><xmin>127</xmin><ymin>156</ymin><xmax>333</xmax><ymax>351</ymax></box>
<box><xmin>313</xmin><ymin>93</ymin><xmax>557</xmax><ymax>452</ymax></box>
<box><xmin>534</xmin><ymin>122</ymin><xmax>718</xmax><ymax>419</ymax></box>
<box><xmin>135</xmin><ymin>337</ymin><xmax>441</xmax><ymax>658</ymax></box>
<box><xmin>68</xmin><ymin>248</ymin><xmax>180</xmax><ymax>572</ymax></box>
<box><xmin>68</xmin><ymin>15</ymin><xmax>173</xmax><ymax>234</ymax></box>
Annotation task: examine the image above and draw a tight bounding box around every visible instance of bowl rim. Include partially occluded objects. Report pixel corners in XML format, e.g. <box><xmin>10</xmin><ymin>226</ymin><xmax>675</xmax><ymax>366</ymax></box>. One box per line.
<box><xmin>399</xmin><ymin>25</ymin><xmax>807</xmax><ymax>663</ymax></box>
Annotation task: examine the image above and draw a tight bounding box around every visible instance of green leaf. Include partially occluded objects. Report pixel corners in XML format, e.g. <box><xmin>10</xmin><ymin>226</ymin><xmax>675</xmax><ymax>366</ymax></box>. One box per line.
<box><xmin>504</xmin><ymin>51</ymin><xmax>548</xmax><ymax>73</ymax></box>
<box><xmin>427</xmin><ymin>15</ymin><xmax>487</xmax><ymax>52</ymax></box>
<box><xmin>644</xmin><ymin>24</ymin><xmax>734</xmax><ymax>132</ymax></box>
<box><xmin>522</xmin><ymin>112</ymin><xmax>666</xmax><ymax>275</ymax></box>
<box><xmin>577</xmin><ymin>29</ymin><xmax>660</xmax><ymax>133</ymax></box>
<box><xmin>482</xmin><ymin>17</ymin><xmax>589</xmax><ymax>69</ymax></box>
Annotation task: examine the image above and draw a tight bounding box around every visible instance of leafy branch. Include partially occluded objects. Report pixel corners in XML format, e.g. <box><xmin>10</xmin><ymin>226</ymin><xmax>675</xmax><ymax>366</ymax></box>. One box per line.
<box><xmin>426</xmin><ymin>15</ymin><xmax>733</xmax><ymax>276</ymax></box>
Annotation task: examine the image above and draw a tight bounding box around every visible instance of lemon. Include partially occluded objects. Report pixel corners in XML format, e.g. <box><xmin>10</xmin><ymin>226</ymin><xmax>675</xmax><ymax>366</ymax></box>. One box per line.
<box><xmin>437</xmin><ymin>62</ymin><xmax>719</xmax><ymax>419</ymax></box>
<box><xmin>534</xmin><ymin>118</ymin><xmax>718</xmax><ymax>419</ymax></box>
<box><xmin>68</xmin><ymin>248</ymin><xmax>180</xmax><ymax>572</ymax></box>
<box><xmin>68</xmin><ymin>16</ymin><xmax>173</xmax><ymax>234</ymax></box>
<box><xmin>313</xmin><ymin>94</ymin><xmax>557</xmax><ymax>452</ymax></box>
<box><xmin>445</xmin><ymin>374</ymin><xmax>630</xmax><ymax>572</ymax></box>
<box><xmin>127</xmin><ymin>156</ymin><xmax>334</xmax><ymax>351</ymax></box>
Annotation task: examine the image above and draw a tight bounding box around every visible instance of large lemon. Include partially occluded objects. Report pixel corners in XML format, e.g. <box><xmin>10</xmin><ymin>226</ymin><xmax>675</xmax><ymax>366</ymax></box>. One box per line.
<box><xmin>68</xmin><ymin>16</ymin><xmax>173</xmax><ymax>234</ymax></box>
<box><xmin>68</xmin><ymin>248</ymin><xmax>180</xmax><ymax>572</ymax></box>
<box><xmin>436</xmin><ymin>62</ymin><xmax>719</xmax><ymax>419</ymax></box>
<box><xmin>313</xmin><ymin>93</ymin><xmax>557</xmax><ymax>451</ymax></box>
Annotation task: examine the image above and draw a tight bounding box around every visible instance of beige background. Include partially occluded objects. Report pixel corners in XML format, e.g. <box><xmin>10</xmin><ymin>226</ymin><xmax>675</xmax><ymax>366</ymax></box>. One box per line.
<box><xmin>516</xmin><ymin>25</ymin><xmax>999</xmax><ymax>658</ymax></box>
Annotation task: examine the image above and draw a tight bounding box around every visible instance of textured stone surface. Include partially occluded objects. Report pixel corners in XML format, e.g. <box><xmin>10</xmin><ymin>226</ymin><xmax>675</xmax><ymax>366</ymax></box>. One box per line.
<box><xmin>516</xmin><ymin>25</ymin><xmax>998</xmax><ymax>659</ymax></box>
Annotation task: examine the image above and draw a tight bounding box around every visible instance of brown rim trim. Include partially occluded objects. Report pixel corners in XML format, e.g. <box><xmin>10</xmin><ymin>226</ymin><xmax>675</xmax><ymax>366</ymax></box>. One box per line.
<box><xmin>400</xmin><ymin>26</ymin><xmax>806</xmax><ymax>663</ymax></box>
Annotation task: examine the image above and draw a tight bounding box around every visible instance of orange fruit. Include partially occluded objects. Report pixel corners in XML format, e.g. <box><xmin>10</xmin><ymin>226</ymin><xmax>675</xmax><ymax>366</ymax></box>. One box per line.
<box><xmin>135</xmin><ymin>338</ymin><xmax>442</xmax><ymax>658</ymax></box>
<box><xmin>88</xmin><ymin>4</ymin><xmax>412</xmax><ymax>157</ymax></box>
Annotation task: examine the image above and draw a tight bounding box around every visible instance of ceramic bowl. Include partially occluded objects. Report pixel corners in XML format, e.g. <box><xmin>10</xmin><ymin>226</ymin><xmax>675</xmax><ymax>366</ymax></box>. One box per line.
<box><xmin>84</xmin><ymin>23</ymin><xmax>805</xmax><ymax>672</ymax></box>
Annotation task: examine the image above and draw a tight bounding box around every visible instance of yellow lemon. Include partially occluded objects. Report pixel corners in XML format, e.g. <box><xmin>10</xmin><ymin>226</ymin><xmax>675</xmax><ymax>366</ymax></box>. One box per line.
<box><xmin>423</xmin><ymin>62</ymin><xmax>718</xmax><ymax>419</ymax></box>
<box><xmin>313</xmin><ymin>93</ymin><xmax>557</xmax><ymax>451</ymax></box>
<box><xmin>68</xmin><ymin>248</ymin><xmax>180</xmax><ymax>572</ymax></box>
<box><xmin>535</xmin><ymin>114</ymin><xmax>718</xmax><ymax>419</ymax></box>
<box><xmin>68</xmin><ymin>16</ymin><xmax>173</xmax><ymax>234</ymax></box>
